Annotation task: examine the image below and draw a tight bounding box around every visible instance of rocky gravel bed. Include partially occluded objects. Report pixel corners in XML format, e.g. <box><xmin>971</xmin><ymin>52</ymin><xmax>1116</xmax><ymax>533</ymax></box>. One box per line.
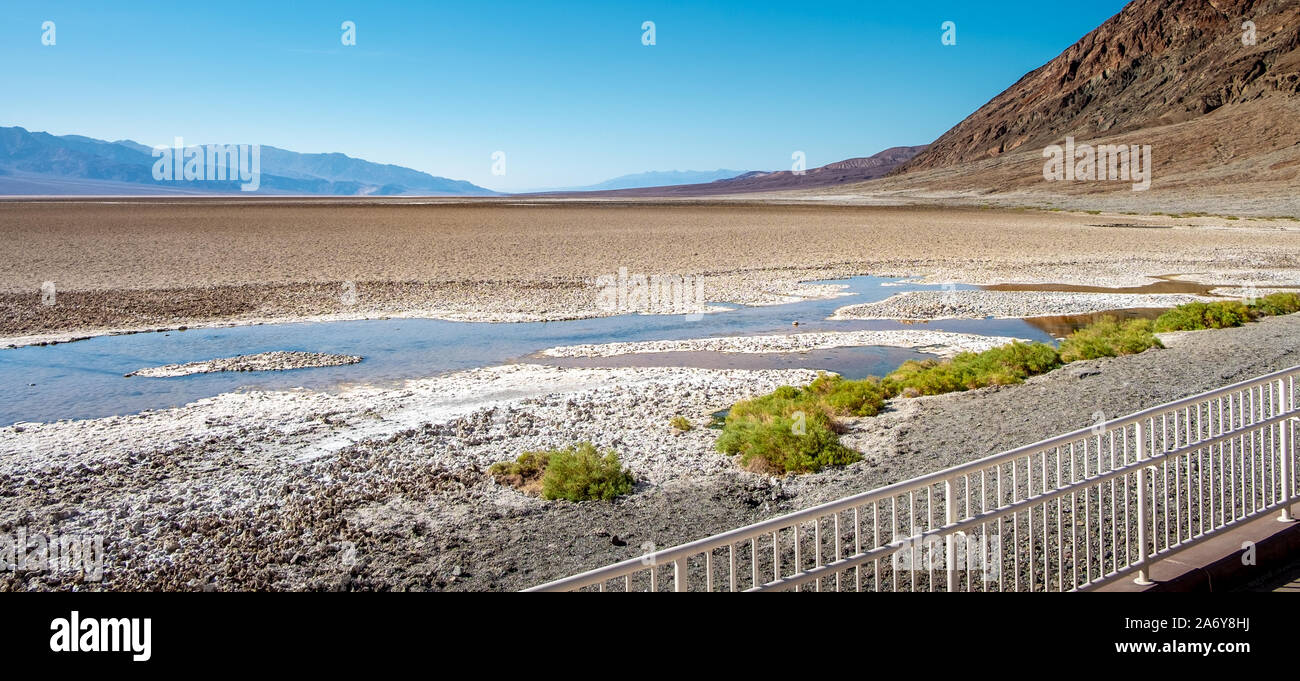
<box><xmin>125</xmin><ymin>351</ymin><xmax>363</xmax><ymax>378</ymax></box>
<box><xmin>2</xmin><ymin>314</ymin><xmax>1298</xmax><ymax>591</ymax></box>
<box><xmin>538</xmin><ymin>330</ymin><xmax>1027</xmax><ymax>359</ymax></box>
<box><xmin>831</xmin><ymin>289</ymin><xmax>1217</xmax><ymax>321</ymax></box>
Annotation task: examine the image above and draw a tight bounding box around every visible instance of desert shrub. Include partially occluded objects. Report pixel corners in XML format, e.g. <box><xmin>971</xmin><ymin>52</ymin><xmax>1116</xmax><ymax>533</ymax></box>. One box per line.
<box><xmin>806</xmin><ymin>372</ymin><xmax>893</xmax><ymax>417</ymax></box>
<box><xmin>669</xmin><ymin>416</ymin><xmax>693</xmax><ymax>432</ymax></box>
<box><xmin>715</xmin><ymin>410</ymin><xmax>860</xmax><ymax>475</ymax></box>
<box><xmin>1058</xmin><ymin>317</ymin><xmax>1163</xmax><ymax>362</ymax></box>
<box><xmin>488</xmin><ymin>450</ymin><xmax>550</xmax><ymax>495</ymax></box>
<box><xmin>885</xmin><ymin>342</ymin><xmax>1062</xmax><ymax>396</ymax></box>
<box><xmin>1249</xmin><ymin>292</ymin><xmax>1300</xmax><ymax>317</ymax></box>
<box><xmin>715</xmin><ymin>372</ymin><xmax>879</xmax><ymax>474</ymax></box>
<box><xmin>1153</xmin><ymin>301</ymin><xmax>1253</xmax><ymax>332</ymax></box>
<box><xmin>491</xmin><ymin>443</ymin><xmax>634</xmax><ymax>501</ymax></box>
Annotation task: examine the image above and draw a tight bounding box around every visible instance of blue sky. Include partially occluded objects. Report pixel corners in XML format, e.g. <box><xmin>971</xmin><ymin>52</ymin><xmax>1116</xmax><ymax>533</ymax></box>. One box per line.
<box><xmin>3</xmin><ymin>1</ymin><xmax>1130</xmax><ymax>191</ymax></box>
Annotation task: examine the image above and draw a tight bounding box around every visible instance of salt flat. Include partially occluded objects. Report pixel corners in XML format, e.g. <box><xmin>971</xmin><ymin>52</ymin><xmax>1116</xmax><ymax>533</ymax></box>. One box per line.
<box><xmin>2</xmin><ymin>198</ymin><xmax>1298</xmax><ymax>339</ymax></box>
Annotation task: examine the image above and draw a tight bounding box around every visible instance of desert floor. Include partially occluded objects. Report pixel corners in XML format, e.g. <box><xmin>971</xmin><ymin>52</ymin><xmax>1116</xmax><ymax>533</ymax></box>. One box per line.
<box><xmin>2</xmin><ymin>198</ymin><xmax>1299</xmax><ymax>340</ymax></box>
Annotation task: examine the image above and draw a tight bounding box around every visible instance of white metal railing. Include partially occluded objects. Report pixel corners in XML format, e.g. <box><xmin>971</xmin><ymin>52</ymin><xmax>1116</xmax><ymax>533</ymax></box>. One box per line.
<box><xmin>526</xmin><ymin>366</ymin><xmax>1300</xmax><ymax>592</ymax></box>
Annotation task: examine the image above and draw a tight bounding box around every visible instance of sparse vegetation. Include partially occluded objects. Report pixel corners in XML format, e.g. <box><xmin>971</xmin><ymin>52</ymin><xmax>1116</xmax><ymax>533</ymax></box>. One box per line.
<box><xmin>488</xmin><ymin>450</ymin><xmax>551</xmax><ymax>496</ymax></box>
<box><xmin>714</xmin><ymin>410</ymin><xmax>859</xmax><ymax>475</ymax></box>
<box><xmin>1058</xmin><ymin>317</ymin><xmax>1163</xmax><ymax>362</ymax></box>
<box><xmin>669</xmin><ymin>415</ymin><xmax>693</xmax><ymax>432</ymax></box>
<box><xmin>1153</xmin><ymin>300</ymin><xmax>1253</xmax><ymax>332</ymax></box>
<box><xmin>714</xmin><ymin>296</ymin><xmax>1297</xmax><ymax>477</ymax></box>
<box><xmin>490</xmin><ymin>442</ymin><xmax>634</xmax><ymax>501</ymax></box>
<box><xmin>1249</xmin><ymin>292</ymin><xmax>1300</xmax><ymax>317</ymax></box>
<box><xmin>714</xmin><ymin>373</ymin><xmax>872</xmax><ymax>474</ymax></box>
<box><xmin>884</xmin><ymin>342</ymin><xmax>1062</xmax><ymax>396</ymax></box>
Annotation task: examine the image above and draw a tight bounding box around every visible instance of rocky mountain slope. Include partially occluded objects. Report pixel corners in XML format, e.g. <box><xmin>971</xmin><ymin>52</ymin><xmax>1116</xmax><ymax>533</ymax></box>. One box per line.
<box><xmin>901</xmin><ymin>0</ymin><xmax>1299</xmax><ymax>172</ymax></box>
<box><xmin>828</xmin><ymin>0</ymin><xmax>1300</xmax><ymax>213</ymax></box>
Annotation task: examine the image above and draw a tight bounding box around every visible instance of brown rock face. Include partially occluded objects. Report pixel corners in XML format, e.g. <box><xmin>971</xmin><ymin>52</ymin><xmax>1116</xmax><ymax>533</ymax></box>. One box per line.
<box><xmin>900</xmin><ymin>0</ymin><xmax>1300</xmax><ymax>173</ymax></box>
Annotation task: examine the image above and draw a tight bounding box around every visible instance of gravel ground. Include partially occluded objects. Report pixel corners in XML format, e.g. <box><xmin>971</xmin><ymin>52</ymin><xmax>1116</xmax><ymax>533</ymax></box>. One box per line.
<box><xmin>3</xmin><ymin>200</ymin><xmax>1299</xmax><ymax>342</ymax></box>
<box><xmin>538</xmin><ymin>330</ymin><xmax>1027</xmax><ymax>359</ymax></box>
<box><xmin>2</xmin><ymin>313</ymin><xmax>1298</xmax><ymax>591</ymax></box>
<box><xmin>831</xmin><ymin>289</ymin><xmax>1218</xmax><ymax>321</ymax></box>
<box><xmin>125</xmin><ymin>351</ymin><xmax>362</xmax><ymax>378</ymax></box>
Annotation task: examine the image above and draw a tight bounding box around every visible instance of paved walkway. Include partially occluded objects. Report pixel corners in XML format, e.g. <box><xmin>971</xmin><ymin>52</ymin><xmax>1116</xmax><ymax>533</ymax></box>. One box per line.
<box><xmin>1245</xmin><ymin>559</ymin><xmax>1300</xmax><ymax>592</ymax></box>
<box><xmin>1099</xmin><ymin>502</ymin><xmax>1300</xmax><ymax>592</ymax></box>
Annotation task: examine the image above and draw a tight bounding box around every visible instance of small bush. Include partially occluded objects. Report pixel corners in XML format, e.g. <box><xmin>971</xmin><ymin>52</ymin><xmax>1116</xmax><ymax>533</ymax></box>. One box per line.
<box><xmin>669</xmin><ymin>416</ymin><xmax>693</xmax><ymax>432</ymax></box>
<box><xmin>806</xmin><ymin>373</ymin><xmax>892</xmax><ymax>417</ymax></box>
<box><xmin>488</xmin><ymin>450</ymin><xmax>550</xmax><ymax>496</ymax></box>
<box><xmin>1153</xmin><ymin>301</ymin><xmax>1253</xmax><ymax>332</ymax></box>
<box><xmin>715</xmin><ymin>410</ymin><xmax>860</xmax><ymax>475</ymax></box>
<box><xmin>490</xmin><ymin>443</ymin><xmax>634</xmax><ymax>501</ymax></box>
<box><xmin>715</xmin><ymin>372</ymin><xmax>878</xmax><ymax>474</ymax></box>
<box><xmin>885</xmin><ymin>342</ymin><xmax>1062</xmax><ymax>396</ymax></box>
<box><xmin>1249</xmin><ymin>292</ymin><xmax>1300</xmax><ymax>318</ymax></box>
<box><xmin>541</xmin><ymin>443</ymin><xmax>635</xmax><ymax>501</ymax></box>
<box><xmin>1058</xmin><ymin>317</ymin><xmax>1163</xmax><ymax>362</ymax></box>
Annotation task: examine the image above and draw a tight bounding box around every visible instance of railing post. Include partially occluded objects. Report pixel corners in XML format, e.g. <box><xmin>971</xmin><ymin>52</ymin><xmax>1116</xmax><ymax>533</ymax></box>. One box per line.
<box><xmin>1134</xmin><ymin>420</ymin><xmax>1153</xmax><ymax>585</ymax></box>
<box><xmin>1280</xmin><ymin>379</ymin><xmax>1295</xmax><ymax>523</ymax></box>
<box><xmin>945</xmin><ymin>478</ymin><xmax>957</xmax><ymax>592</ymax></box>
<box><xmin>674</xmin><ymin>558</ymin><xmax>686</xmax><ymax>592</ymax></box>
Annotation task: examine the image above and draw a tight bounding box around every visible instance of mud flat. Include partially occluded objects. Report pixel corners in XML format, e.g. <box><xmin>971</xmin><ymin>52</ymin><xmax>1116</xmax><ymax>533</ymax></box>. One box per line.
<box><xmin>539</xmin><ymin>329</ymin><xmax>1027</xmax><ymax>359</ymax></box>
<box><xmin>125</xmin><ymin>351</ymin><xmax>362</xmax><ymax>378</ymax></box>
<box><xmin>3</xmin><ymin>313</ymin><xmax>1298</xmax><ymax>591</ymax></box>
<box><xmin>831</xmin><ymin>289</ymin><xmax>1216</xmax><ymax>321</ymax></box>
<box><xmin>3</xmin><ymin>200</ymin><xmax>1299</xmax><ymax>339</ymax></box>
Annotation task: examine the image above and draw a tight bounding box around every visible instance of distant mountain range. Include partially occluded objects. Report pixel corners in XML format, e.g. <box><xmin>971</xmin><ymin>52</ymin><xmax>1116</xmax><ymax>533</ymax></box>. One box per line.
<box><xmin>529</xmin><ymin>169</ymin><xmax>752</xmax><ymax>193</ymax></box>
<box><xmin>0</xmin><ymin>126</ymin><xmax>496</xmax><ymax>196</ymax></box>
<box><xmin>537</xmin><ymin>146</ymin><xmax>928</xmax><ymax>197</ymax></box>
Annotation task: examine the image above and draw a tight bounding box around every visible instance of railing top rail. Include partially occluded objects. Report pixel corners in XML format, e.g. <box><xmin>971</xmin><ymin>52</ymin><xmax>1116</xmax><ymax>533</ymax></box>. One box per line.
<box><xmin>526</xmin><ymin>364</ymin><xmax>1300</xmax><ymax>591</ymax></box>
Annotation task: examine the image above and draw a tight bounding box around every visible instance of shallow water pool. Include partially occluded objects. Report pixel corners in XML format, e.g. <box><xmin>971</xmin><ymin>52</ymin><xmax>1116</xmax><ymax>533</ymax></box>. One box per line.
<box><xmin>0</xmin><ymin>276</ymin><xmax>1079</xmax><ymax>425</ymax></box>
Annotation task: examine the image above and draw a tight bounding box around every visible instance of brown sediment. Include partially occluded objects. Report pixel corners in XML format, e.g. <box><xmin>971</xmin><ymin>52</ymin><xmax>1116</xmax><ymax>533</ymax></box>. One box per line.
<box><xmin>983</xmin><ymin>276</ymin><xmax>1216</xmax><ymax>296</ymax></box>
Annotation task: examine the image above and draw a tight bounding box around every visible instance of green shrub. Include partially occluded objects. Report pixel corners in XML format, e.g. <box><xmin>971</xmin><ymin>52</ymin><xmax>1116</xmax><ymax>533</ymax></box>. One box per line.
<box><xmin>714</xmin><ymin>372</ymin><xmax>878</xmax><ymax>474</ymax></box>
<box><xmin>540</xmin><ymin>443</ymin><xmax>635</xmax><ymax>501</ymax></box>
<box><xmin>490</xmin><ymin>443</ymin><xmax>634</xmax><ymax>501</ymax></box>
<box><xmin>1249</xmin><ymin>292</ymin><xmax>1300</xmax><ymax>317</ymax></box>
<box><xmin>725</xmin><ymin>373</ymin><xmax>891</xmax><ymax>424</ymax></box>
<box><xmin>1153</xmin><ymin>301</ymin><xmax>1253</xmax><ymax>332</ymax></box>
<box><xmin>669</xmin><ymin>416</ymin><xmax>693</xmax><ymax>432</ymax></box>
<box><xmin>806</xmin><ymin>373</ymin><xmax>892</xmax><ymax>417</ymax></box>
<box><xmin>1058</xmin><ymin>317</ymin><xmax>1163</xmax><ymax>362</ymax></box>
<box><xmin>715</xmin><ymin>410</ymin><xmax>860</xmax><ymax>475</ymax></box>
<box><xmin>885</xmin><ymin>342</ymin><xmax>1062</xmax><ymax>396</ymax></box>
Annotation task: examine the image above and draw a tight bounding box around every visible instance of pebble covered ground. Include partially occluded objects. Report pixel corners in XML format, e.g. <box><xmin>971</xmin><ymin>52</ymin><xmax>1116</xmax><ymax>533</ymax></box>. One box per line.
<box><xmin>830</xmin><ymin>289</ymin><xmax>1217</xmax><ymax>321</ymax></box>
<box><xmin>538</xmin><ymin>329</ymin><xmax>1026</xmax><ymax>359</ymax></box>
<box><xmin>125</xmin><ymin>351</ymin><xmax>362</xmax><ymax>377</ymax></box>
<box><xmin>2</xmin><ymin>313</ymin><xmax>1298</xmax><ymax>591</ymax></box>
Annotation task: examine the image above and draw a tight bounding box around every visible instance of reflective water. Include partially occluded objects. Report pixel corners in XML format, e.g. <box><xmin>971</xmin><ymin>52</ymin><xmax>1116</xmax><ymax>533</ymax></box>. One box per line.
<box><xmin>0</xmin><ymin>276</ymin><xmax>1100</xmax><ymax>425</ymax></box>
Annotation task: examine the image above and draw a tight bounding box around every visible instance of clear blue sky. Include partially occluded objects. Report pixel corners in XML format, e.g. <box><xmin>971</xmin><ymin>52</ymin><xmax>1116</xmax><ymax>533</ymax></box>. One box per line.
<box><xmin>3</xmin><ymin>1</ymin><xmax>1130</xmax><ymax>191</ymax></box>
